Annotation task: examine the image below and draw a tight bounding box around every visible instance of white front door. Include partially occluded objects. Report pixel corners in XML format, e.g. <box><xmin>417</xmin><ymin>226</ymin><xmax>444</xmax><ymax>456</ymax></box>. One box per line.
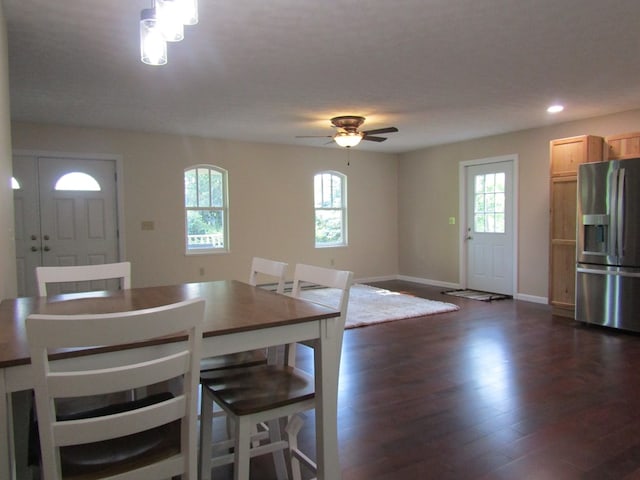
<box><xmin>13</xmin><ymin>154</ymin><xmax>120</xmax><ymax>296</ymax></box>
<box><xmin>464</xmin><ymin>159</ymin><xmax>515</xmax><ymax>295</ymax></box>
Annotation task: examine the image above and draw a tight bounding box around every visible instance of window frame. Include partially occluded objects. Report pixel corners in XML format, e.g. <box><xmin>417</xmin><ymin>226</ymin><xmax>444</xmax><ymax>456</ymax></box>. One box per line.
<box><xmin>184</xmin><ymin>164</ymin><xmax>229</xmax><ymax>255</ymax></box>
<box><xmin>314</xmin><ymin>170</ymin><xmax>347</xmax><ymax>248</ymax></box>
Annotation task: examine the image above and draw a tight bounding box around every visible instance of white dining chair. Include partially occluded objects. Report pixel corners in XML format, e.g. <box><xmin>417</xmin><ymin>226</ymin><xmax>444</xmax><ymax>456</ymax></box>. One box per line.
<box><xmin>26</xmin><ymin>298</ymin><xmax>204</xmax><ymax>480</ymax></box>
<box><xmin>33</xmin><ymin>261</ymin><xmax>139</xmax><ymax>409</ymax></box>
<box><xmin>198</xmin><ymin>263</ymin><xmax>353</xmax><ymax>480</ymax></box>
<box><xmin>200</xmin><ymin>257</ymin><xmax>288</xmax><ymax>373</ymax></box>
<box><xmin>249</xmin><ymin>256</ymin><xmax>288</xmax><ymax>293</ymax></box>
<box><xmin>199</xmin><ymin>257</ymin><xmax>290</xmax><ymax>476</ymax></box>
<box><xmin>36</xmin><ymin>261</ymin><xmax>131</xmax><ymax>296</ymax></box>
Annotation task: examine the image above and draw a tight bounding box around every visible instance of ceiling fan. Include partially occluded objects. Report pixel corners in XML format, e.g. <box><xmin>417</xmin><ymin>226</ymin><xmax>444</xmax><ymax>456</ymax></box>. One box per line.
<box><xmin>297</xmin><ymin>116</ymin><xmax>399</xmax><ymax>148</ymax></box>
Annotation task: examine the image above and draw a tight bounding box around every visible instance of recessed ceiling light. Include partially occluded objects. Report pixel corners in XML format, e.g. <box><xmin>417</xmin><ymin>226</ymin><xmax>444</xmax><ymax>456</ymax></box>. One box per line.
<box><xmin>547</xmin><ymin>105</ymin><xmax>564</xmax><ymax>114</ymax></box>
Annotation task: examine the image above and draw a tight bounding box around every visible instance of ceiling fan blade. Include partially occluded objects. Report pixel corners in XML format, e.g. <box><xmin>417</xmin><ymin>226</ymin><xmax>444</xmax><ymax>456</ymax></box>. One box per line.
<box><xmin>362</xmin><ymin>135</ymin><xmax>388</xmax><ymax>142</ymax></box>
<box><xmin>362</xmin><ymin>126</ymin><xmax>398</xmax><ymax>136</ymax></box>
<box><xmin>295</xmin><ymin>135</ymin><xmax>333</xmax><ymax>138</ymax></box>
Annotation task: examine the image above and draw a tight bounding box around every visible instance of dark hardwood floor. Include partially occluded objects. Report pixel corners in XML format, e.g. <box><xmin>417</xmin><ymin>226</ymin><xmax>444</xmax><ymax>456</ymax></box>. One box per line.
<box><xmin>212</xmin><ymin>280</ymin><xmax>640</xmax><ymax>479</ymax></box>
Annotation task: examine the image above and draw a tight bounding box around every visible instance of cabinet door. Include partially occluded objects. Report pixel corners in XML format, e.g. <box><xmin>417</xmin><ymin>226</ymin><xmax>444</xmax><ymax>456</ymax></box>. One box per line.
<box><xmin>606</xmin><ymin>132</ymin><xmax>640</xmax><ymax>160</ymax></box>
<box><xmin>550</xmin><ymin>242</ymin><xmax>576</xmax><ymax>309</ymax></box>
<box><xmin>551</xmin><ymin>140</ymin><xmax>585</xmax><ymax>176</ymax></box>
<box><xmin>550</xmin><ymin>177</ymin><xmax>577</xmax><ymax>241</ymax></box>
<box><xmin>551</xmin><ymin>135</ymin><xmax>604</xmax><ymax>176</ymax></box>
<box><xmin>549</xmin><ymin>176</ymin><xmax>577</xmax><ymax>311</ymax></box>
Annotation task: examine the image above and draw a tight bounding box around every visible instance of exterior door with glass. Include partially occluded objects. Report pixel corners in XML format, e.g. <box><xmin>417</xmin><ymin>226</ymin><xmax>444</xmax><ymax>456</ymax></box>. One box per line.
<box><xmin>13</xmin><ymin>154</ymin><xmax>119</xmax><ymax>296</ymax></box>
<box><xmin>465</xmin><ymin>160</ymin><xmax>514</xmax><ymax>295</ymax></box>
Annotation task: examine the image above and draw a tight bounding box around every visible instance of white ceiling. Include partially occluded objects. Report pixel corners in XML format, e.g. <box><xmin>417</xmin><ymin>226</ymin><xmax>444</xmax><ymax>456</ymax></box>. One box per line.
<box><xmin>4</xmin><ymin>0</ymin><xmax>640</xmax><ymax>153</ymax></box>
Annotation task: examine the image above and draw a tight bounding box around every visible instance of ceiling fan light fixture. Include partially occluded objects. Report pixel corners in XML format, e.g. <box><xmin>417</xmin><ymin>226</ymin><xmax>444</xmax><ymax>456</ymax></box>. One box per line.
<box><xmin>334</xmin><ymin>131</ymin><xmax>363</xmax><ymax>148</ymax></box>
<box><xmin>140</xmin><ymin>8</ymin><xmax>168</xmax><ymax>66</ymax></box>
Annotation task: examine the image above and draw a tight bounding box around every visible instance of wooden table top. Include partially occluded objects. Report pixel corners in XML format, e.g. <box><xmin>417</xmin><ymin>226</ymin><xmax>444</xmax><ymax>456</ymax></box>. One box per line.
<box><xmin>0</xmin><ymin>280</ymin><xmax>338</xmax><ymax>368</ymax></box>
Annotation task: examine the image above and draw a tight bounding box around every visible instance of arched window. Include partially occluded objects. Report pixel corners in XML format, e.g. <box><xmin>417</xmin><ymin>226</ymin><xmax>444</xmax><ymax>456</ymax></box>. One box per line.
<box><xmin>11</xmin><ymin>177</ymin><xmax>20</xmax><ymax>190</ymax></box>
<box><xmin>55</xmin><ymin>172</ymin><xmax>101</xmax><ymax>191</ymax></box>
<box><xmin>314</xmin><ymin>171</ymin><xmax>347</xmax><ymax>247</ymax></box>
<box><xmin>184</xmin><ymin>165</ymin><xmax>229</xmax><ymax>254</ymax></box>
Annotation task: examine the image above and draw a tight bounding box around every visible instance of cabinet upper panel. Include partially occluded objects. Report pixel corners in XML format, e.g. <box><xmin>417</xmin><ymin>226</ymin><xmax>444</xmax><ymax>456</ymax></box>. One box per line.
<box><xmin>606</xmin><ymin>132</ymin><xmax>640</xmax><ymax>160</ymax></box>
<box><xmin>550</xmin><ymin>135</ymin><xmax>604</xmax><ymax>177</ymax></box>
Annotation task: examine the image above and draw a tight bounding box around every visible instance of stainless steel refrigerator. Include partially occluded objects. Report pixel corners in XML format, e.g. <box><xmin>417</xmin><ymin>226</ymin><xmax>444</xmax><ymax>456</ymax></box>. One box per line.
<box><xmin>576</xmin><ymin>158</ymin><xmax>640</xmax><ymax>332</ymax></box>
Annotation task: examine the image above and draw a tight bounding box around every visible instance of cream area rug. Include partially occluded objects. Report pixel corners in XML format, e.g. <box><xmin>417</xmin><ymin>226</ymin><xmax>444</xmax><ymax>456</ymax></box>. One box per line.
<box><xmin>298</xmin><ymin>283</ymin><xmax>460</xmax><ymax>329</ymax></box>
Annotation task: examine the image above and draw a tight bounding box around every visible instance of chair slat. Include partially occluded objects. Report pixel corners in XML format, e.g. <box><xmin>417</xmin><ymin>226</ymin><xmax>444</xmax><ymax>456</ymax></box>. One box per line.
<box><xmin>47</xmin><ymin>351</ymin><xmax>191</xmax><ymax>398</ymax></box>
<box><xmin>54</xmin><ymin>396</ymin><xmax>186</xmax><ymax>446</ymax></box>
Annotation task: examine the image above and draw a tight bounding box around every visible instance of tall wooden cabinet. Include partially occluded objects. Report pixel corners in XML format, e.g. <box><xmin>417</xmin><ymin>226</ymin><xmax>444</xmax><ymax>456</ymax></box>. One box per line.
<box><xmin>549</xmin><ymin>135</ymin><xmax>603</xmax><ymax>317</ymax></box>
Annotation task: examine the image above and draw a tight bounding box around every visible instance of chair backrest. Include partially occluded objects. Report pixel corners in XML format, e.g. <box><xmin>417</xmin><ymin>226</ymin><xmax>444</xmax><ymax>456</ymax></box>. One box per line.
<box><xmin>248</xmin><ymin>257</ymin><xmax>288</xmax><ymax>294</ymax></box>
<box><xmin>26</xmin><ymin>298</ymin><xmax>205</xmax><ymax>480</ymax></box>
<box><xmin>36</xmin><ymin>261</ymin><xmax>131</xmax><ymax>296</ymax></box>
<box><xmin>289</xmin><ymin>263</ymin><xmax>353</xmax><ymax>363</ymax></box>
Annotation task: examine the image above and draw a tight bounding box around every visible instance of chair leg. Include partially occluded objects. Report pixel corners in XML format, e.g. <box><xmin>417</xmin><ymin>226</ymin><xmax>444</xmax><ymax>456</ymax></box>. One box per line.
<box><xmin>199</xmin><ymin>389</ymin><xmax>214</xmax><ymax>480</ymax></box>
<box><xmin>266</xmin><ymin>418</ymin><xmax>289</xmax><ymax>480</ymax></box>
<box><xmin>285</xmin><ymin>414</ymin><xmax>306</xmax><ymax>480</ymax></box>
<box><xmin>234</xmin><ymin>415</ymin><xmax>252</xmax><ymax>480</ymax></box>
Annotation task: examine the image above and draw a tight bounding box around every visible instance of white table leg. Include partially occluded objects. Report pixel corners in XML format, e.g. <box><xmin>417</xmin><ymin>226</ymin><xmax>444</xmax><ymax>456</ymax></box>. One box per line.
<box><xmin>314</xmin><ymin>317</ymin><xmax>342</xmax><ymax>480</ymax></box>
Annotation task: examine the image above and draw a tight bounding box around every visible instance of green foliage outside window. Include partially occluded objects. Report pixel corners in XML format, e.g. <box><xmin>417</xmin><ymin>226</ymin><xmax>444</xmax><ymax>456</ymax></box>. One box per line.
<box><xmin>314</xmin><ymin>172</ymin><xmax>346</xmax><ymax>247</ymax></box>
<box><xmin>185</xmin><ymin>166</ymin><xmax>227</xmax><ymax>250</ymax></box>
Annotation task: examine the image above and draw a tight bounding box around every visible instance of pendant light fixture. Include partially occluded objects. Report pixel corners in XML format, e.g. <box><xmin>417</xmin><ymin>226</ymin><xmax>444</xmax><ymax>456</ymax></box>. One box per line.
<box><xmin>140</xmin><ymin>8</ymin><xmax>167</xmax><ymax>66</ymax></box>
<box><xmin>179</xmin><ymin>0</ymin><xmax>199</xmax><ymax>25</ymax></box>
<box><xmin>139</xmin><ymin>0</ymin><xmax>199</xmax><ymax>66</ymax></box>
<box><xmin>156</xmin><ymin>0</ymin><xmax>184</xmax><ymax>42</ymax></box>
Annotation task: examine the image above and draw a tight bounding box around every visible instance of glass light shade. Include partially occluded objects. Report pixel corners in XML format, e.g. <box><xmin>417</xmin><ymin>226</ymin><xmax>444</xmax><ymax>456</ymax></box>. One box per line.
<box><xmin>179</xmin><ymin>0</ymin><xmax>198</xmax><ymax>25</ymax></box>
<box><xmin>334</xmin><ymin>132</ymin><xmax>363</xmax><ymax>148</ymax></box>
<box><xmin>140</xmin><ymin>9</ymin><xmax>168</xmax><ymax>66</ymax></box>
<box><xmin>156</xmin><ymin>0</ymin><xmax>185</xmax><ymax>41</ymax></box>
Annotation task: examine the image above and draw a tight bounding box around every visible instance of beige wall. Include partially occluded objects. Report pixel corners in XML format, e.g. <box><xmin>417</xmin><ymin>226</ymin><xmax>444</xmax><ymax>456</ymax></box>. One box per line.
<box><xmin>7</xmin><ymin>105</ymin><xmax>640</xmax><ymax>299</ymax></box>
<box><xmin>398</xmin><ymin>108</ymin><xmax>640</xmax><ymax>299</ymax></box>
<box><xmin>10</xmin><ymin>123</ymin><xmax>399</xmax><ymax>287</ymax></box>
<box><xmin>0</xmin><ymin>3</ymin><xmax>17</xmax><ymax>300</ymax></box>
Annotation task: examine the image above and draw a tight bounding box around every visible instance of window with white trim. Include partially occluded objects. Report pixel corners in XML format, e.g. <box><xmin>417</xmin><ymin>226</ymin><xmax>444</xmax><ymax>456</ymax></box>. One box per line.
<box><xmin>184</xmin><ymin>165</ymin><xmax>229</xmax><ymax>254</ymax></box>
<box><xmin>314</xmin><ymin>171</ymin><xmax>347</xmax><ymax>247</ymax></box>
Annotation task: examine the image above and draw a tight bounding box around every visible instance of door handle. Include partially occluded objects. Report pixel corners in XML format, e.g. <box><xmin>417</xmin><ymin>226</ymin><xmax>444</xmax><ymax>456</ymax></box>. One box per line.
<box><xmin>43</xmin><ymin>245</ymin><xmax>50</xmax><ymax>252</ymax></box>
<box><xmin>31</xmin><ymin>246</ymin><xmax>38</xmax><ymax>252</ymax></box>
<box><xmin>577</xmin><ymin>267</ymin><xmax>640</xmax><ymax>278</ymax></box>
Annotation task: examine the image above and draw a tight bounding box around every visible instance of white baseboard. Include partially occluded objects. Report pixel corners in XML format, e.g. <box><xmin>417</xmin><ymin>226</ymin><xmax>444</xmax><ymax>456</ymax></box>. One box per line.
<box><xmin>513</xmin><ymin>293</ymin><xmax>548</xmax><ymax>304</ymax></box>
<box><xmin>354</xmin><ymin>275</ymin><xmax>398</xmax><ymax>284</ymax></box>
<box><xmin>396</xmin><ymin>275</ymin><xmax>460</xmax><ymax>289</ymax></box>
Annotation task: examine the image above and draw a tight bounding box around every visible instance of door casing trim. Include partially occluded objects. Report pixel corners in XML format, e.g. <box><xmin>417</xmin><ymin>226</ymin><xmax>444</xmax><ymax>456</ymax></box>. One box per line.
<box><xmin>12</xmin><ymin>149</ymin><xmax>126</xmax><ymax>262</ymax></box>
<box><xmin>458</xmin><ymin>154</ymin><xmax>519</xmax><ymax>295</ymax></box>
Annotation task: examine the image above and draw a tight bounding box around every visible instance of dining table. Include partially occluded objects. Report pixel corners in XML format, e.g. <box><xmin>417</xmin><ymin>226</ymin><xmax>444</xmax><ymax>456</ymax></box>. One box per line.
<box><xmin>0</xmin><ymin>279</ymin><xmax>343</xmax><ymax>480</ymax></box>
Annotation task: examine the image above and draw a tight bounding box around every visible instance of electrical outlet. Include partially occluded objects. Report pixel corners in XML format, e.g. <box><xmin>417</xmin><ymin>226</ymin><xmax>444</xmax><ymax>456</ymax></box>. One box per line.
<box><xmin>199</xmin><ymin>267</ymin><xmax>205</xmax><ymax>276</ymax></box>
<box><xmin>141</xmin><ymin>220</ymin><xmax>155</xmax><ymax>231</ymax></box>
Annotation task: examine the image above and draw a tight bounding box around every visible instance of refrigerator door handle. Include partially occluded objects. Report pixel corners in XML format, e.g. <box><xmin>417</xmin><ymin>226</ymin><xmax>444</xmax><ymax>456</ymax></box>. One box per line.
<box><xmin>577</xmin><ymin>267</ymin><xmax>640</xmax><ymax>278</ymax></box>
<box><xmin>617</xmin><ymin>168</ymin><xmax>626</xmax><ymax>257</ymax></box>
